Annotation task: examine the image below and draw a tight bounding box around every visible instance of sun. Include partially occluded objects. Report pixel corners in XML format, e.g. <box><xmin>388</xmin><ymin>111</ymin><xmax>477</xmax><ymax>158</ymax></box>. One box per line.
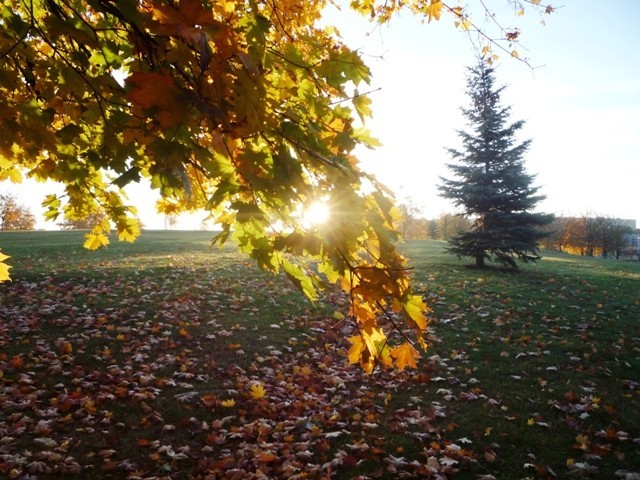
<box><xmin>303</xmin><ymin>200</ymin><xmax>331</xmax><ymax>227</ymax></box>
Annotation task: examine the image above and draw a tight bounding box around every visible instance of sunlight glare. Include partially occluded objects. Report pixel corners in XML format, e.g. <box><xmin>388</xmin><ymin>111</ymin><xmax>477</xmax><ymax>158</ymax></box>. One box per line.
<box><xmin>303</xmin><ymin>200</ymin><xmax>331</xmax><ymax>228</ymax></box>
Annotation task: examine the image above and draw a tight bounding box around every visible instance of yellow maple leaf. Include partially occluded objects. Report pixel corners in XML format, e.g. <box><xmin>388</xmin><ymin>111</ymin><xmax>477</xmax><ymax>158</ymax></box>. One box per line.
<box><xmin>0</xmin><ymin>250</ymin><xmax>11</xmax><ymax>283</ymax></box>
<box><xmin>403</xmin><ymin>294</ymin><xmax>428</xmax><ymax>330</ymax></box>
<box><xmin>425</xmin><ymin>0</ymin><xmax>444</xmax><ymax>23</ymax></box>
<box><xmin>218</xmin><ymin>0</ymin><xmax>235</xmax><ymax>15</ymax></box>
<box><xmin>458</xmin><ymin>19</ymin><xmax>472</xmax><ymax>31</ymax></box>
<box><xmin>84</xmin><ymin>232</ymin><xmax>110</xmax><ymax>250</ymax></box>
<box><xmin>250</xmin><ymin>383</ymin><xmax>266</xmax><ymax>399</ymax></box>
<box><xmin>575</xmin><ymin>433</ymin><xmax>589</xmax><ymax>449</ymax></box>
<box><xmin>117</xmin><ymin>218</ymin><xmax>140</xmax><ymax>243</ymax></box>
<box><xmin>391</xmin><ymin>342</ymin><xmax>420</xmax><ymax>371</ymax></box>
<box><xmin>347</xmin><ymin>335</ymin><xmax>367</xmax><ymax>365</ymax></box>
<box><xmin>221</xmin><ymin>398</ymin><xmax>236</xmax><ymax>407</ymax></box>
<box><xmin>0</xmin><ymin>167</ymin><xmax>22</xmax><ymax>183</ymax></box>
<box><xmin>362</xmin><ymin>327</ymin><xmax>387</xmax><ymax>358</ymax></box>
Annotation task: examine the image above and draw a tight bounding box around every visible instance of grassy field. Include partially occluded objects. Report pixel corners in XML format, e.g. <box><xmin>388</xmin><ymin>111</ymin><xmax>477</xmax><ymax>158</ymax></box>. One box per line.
<box><xmin>1</xmin><ymin>230</ymin><xmax>638</xmax><ymax>479</ymax></box>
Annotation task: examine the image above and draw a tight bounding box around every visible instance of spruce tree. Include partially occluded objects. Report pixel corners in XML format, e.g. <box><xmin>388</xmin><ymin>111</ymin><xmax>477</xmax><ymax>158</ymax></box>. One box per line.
<box><xmin>439</xmin><ymin>61</ymin><xmax>553</xmax><ymax>269</ymax></box>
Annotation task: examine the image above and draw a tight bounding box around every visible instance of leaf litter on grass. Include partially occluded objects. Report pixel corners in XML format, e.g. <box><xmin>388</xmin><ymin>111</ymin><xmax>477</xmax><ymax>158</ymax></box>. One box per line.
<box><xmin>1</xmin><ymin>236</ymin><xmax>639</xmax><ymax>479</ymax></box>
<box><xmin>0</xmin><ymin>257</ymin><xmax>480</xmax><ymax>479</ymax></box>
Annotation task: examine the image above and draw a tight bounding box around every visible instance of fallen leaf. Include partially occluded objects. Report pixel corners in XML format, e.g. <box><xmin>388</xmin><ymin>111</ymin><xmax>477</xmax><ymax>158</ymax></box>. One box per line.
<box><xmin>249</xmin><ymin>383</ymin><xmax>266</xmax><ymax>399</ymax></box>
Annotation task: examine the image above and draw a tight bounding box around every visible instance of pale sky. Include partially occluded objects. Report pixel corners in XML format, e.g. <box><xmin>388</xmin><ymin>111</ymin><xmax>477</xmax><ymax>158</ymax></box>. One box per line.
<box><xmin>3</xmin><ymin>0</ymin><xmax>640</xmax><ymax>229</ymax></box>
<box><xmin>340</xmin><ymin>0</ymin><xmax>640</xmax><ymax>224</ymax></box>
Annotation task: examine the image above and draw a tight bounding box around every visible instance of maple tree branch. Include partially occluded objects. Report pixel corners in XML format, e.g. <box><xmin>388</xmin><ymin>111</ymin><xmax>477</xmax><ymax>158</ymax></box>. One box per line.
<box><xmin>265</xmin><ymin>0</ymin><xmax>295</xmax><ymax>43</ymax></box>
<box><xmin>0</xmin><ymin>0</ymin><xmax>34</xmax><ymax>61</ymax></box>
<box><xmin>266</xmin><ymin>47</ymin><xmax>325</xmax><ymax>71</ymax></box>
<box><xmin>278</xmin><ymin>130</ymin><xmax>355</xmax><ymax>179</ymax></box>
<box><xmin>93</xmin><ymin>0</ymin><xmax>159</xmax><ymax>69</ymax></box>
<box><xmin>376</xmin><ymin>299</ymin><xmax>416</xmax><ymax>345</ymax></box>
<box><xmin>218</xmin><ymin>133</ymin><xmax>266</xmax><ymax>219</ymax></box>
<box><xmin>32</xmin><ymin>26</ymin><xmax>109</xmax><ymax>124</ymax></box>
<box><xmin>57</xmin><ymin>0</ymin><xmax>119</xmax><ymax>69</ymax></box>
<box><xmin>478</xmin><ymin>0</ymin><xmax>506</xmax><ymax>34</ymax></box>
<box><xmin>266</xmin><ymin>50</ymin><xmax>336</xmax><ymax>100</ymax></box>
<box><xmin>58</xmin><ymin>0</ymin><xmax>94</xmax><ymax>33</ymax></box>
<box><xmin>443</xmin><ymin>1</ymin><xmax>538</xmax><ymax>68</ymax></box>
<box><xmin>328</xmin><ymin>87</ymin><xmax>382</xmax><ymax>106</ymax></box>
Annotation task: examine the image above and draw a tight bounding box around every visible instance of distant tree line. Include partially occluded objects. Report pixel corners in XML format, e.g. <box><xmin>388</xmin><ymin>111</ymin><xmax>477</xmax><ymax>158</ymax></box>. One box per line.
<box><xmin>397</xmin><ymin>203</ymin><xmax>472</xmax><ymax>242</ymax></box>
<box><xmin>542</xmin><ymin>215</ymin><xmax>636</xmax><ymax>259</ymax></box>
<box><xmin>58</xmin><ymin>211</ymin><xmax>108</xmax><ymax>230</ymax></box>
<box><xmin>0</xmin><ymin>193</ymin><xmax>120</xmax><ymax>231</ymax></box>
<box><xmin>399</xmin><ymin>206</ymin><xmax>638</xmax><ymax>260</ymax></box>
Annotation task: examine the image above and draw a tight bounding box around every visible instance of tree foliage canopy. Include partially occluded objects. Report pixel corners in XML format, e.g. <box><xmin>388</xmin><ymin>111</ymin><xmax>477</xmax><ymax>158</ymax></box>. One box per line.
<box><xmin>439</xmin><ymin>61</ymin><xmax>553</xmax><ymax>269</ymax></box>
<box><xmin>545</xmin><ymin>215</ymin><xmax>635</xmax><ymax>259</ymax></box>
<box><xmin>0</xmin><ymin>0</ymin><xmax>555</xmax><ymax>368</ymax></box>
<box><xmin>0</xmin><ymin>193</ymin><xmax>36</xmax><ymax>231</ymax></box>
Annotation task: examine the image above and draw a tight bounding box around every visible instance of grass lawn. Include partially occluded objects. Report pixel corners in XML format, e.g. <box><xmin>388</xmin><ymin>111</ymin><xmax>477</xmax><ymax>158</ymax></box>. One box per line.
<box><xmin>1</xmin><ymin>231</ymin><xmax>638</xmax><ymax>479</ymax></box>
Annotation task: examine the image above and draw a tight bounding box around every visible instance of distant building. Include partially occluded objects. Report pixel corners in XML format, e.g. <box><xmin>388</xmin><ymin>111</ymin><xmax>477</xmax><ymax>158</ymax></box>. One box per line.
<box><xmin>620</xmin><ymin>219</ymin><xmax>637</xmax><ymax>229</ymax></box>
<box><xmin>621</xmin><ymin>219</ymin><xmax>640</xmax><ymax>258</ymax></box>
<box><xmin>626</xmin><ymin>231</ymin><xmax>640</xmax><ymax>251</ymax></box>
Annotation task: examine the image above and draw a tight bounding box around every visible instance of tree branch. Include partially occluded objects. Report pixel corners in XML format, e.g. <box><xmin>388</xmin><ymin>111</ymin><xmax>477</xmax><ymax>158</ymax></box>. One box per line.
<box><xmin>0</xmin><ymin>0</ymin><xmax>34</xmax><ymax>61</ymax></box>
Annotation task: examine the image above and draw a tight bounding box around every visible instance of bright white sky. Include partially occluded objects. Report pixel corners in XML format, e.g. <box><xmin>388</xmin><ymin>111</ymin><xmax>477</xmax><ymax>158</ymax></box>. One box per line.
<box><xmin>337</xmin><ymin>0</ymin><xmax>640</xmax><ymax>225</ymax></box>
<box><xmin>3</xmin><ymin>0</ymin><xmax>640</xmax><ymax>229</ymax></box>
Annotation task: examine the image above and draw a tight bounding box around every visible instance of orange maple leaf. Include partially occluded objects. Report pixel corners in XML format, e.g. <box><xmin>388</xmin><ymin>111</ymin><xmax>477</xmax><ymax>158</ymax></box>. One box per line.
<box><xmin>152</xmin><ymin>0</ymin><xmax>215</xmax><ymax>27</ymax></box>
<box><xmin>126</xmin><ymin>72</ymin><xmax>178</xmax><ymax>110</ymax></box>
<box><xmin>200</xmin><ymin>394</ymin><xmax>218</xmax><ymax>407</ymax></box>
<box><xmin>347</xmin><ymin>335</ymin><xmax>366</xmax><ymax>365</ymax></box>
<box><xmin>391</xmin><ymin>342</ymin><xmax>419</xmax><ymax>371</ymax></box>
<box><xmin>151</xmin><ymin>0</ymin><xmax>220</xmax><ymax>43</ymax></box>
<box><xmin>126</xmin><ymin>71</ymin><xmax>190</xmax><ymax>128</ymax></box>
<box><xmin>258</xmin><ymin>451</ymin><xmax>277</xmax><ymax>463</ymax></box>
<box><xmin>10</xmin><ymin>355</ymin><xmax>24</xmax><ymax>369</ymax></box>
<box><xmin>425</xmin><ymin>0</ymin><xmax>444</xmax><ymax>23</ymax></box>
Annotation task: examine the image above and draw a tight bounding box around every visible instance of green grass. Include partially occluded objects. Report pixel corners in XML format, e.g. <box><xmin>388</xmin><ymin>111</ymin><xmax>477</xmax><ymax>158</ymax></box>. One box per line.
<box><xmin>1</xmin><ymin>232</ymin><xmax>638</xmax><ymax>479</ymax></box>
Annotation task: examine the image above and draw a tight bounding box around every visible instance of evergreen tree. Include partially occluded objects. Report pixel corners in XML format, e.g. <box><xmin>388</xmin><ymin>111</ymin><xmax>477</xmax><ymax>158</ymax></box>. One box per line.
<box><xmin>439</xmin><ymin>61</ymin><xmax>553</xmax><ymax>269</ymax></box>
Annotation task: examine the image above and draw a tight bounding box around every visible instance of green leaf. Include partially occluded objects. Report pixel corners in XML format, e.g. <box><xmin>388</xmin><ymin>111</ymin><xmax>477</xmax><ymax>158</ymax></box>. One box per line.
<box><xmin>42</xmin><ymin>194</ymin><xmax>61</xmax><ymax>222</ymax></box>
<box><xmin>283</xmin><ymin>260</ymin><xmax>317</xmax><ymax>301</ymax></box>
<box><xmin>112</xmin><ymin>167</ymin><xmax>141</xmax><ymax>188</ymax></box>
<box><xmin>318</xmin><ymin>260</ymin><xmax>340</xmax><ymax>284</ymax></box>
<box><xmin>352</xmin><ymin>91</ymin><xmax>372</xmax><ymax>122</ymax></box>
<box><xmin>55</xmin><ymin>124</ymin><xmax>83</xmax><ymax>144</ymax></box>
